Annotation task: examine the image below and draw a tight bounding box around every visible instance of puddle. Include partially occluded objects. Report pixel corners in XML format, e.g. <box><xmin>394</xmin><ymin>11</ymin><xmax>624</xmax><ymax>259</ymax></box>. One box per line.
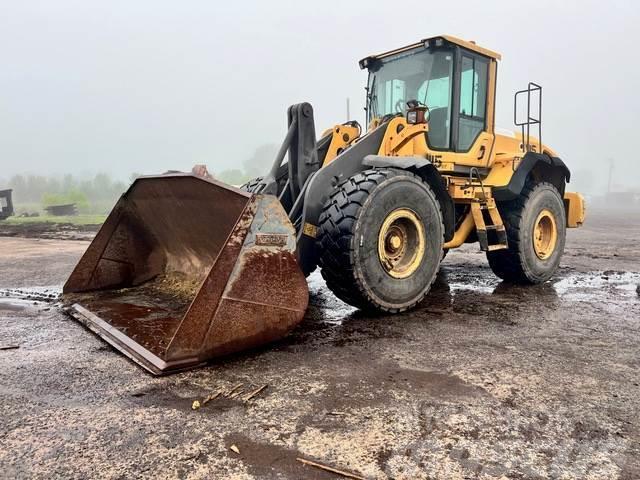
<box><xmin>0</xmin><ymin>286</ymin><xmax>61</xmax><ymax>302</ymax></box>
<box><xmin>0</xmin><ymin>286</ymin><xmax>62</xmax><ymax>311</ymax></box>
<box><xmin>553</xmin><ymin>271</ymin><xmax>640</xmax><ymax>302</ymax></box>
<box><xmin>223</xmin><ymin>433</ymin><xmax>336</xmax><ymax>480</ymax></box>
<box><xmin>449</xmin><ymin>281</ymin><xmax>497</xmax><ymax>295</ymax></box>
<box><xmin>0</xmin><ymin>298</ymin><xmax>47</xmax><ymax>311</ymax></box>
<box><xmin>420</xmin><ymin>266</ymin><xmax>640</xmax><ymax>306</ymax></box>
<box><xmin>3</xmin><ymin>269</ymin><xmax>637</xmax><ymax>321</ymax></box>
<box><xmin>305</xmin><ymin>265</ymin><xmax>639</xmax><ymax>327</ymax></box>
<box><xmin>307</xmin><ymin>272</ymin><xmax>357</xmax><ymax>325</ymax></box>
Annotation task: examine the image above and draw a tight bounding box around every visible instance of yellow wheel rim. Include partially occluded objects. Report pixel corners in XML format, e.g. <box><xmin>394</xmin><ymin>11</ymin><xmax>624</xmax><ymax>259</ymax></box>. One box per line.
<box><xmin>533</xmin><ymin>209</ymin><xmax>558</xmax><ymax>260</ymax></box>
<box><xmin>377</xmin><ymin>208</ymin><xmax>425</xmax><ymax>278</ymax></box>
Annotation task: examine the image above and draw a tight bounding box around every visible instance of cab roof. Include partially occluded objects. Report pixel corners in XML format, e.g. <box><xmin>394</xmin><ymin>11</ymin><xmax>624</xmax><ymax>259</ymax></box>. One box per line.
<box><xmin>359</xmin><ymin>35</ymin><xmax>501</xmax><ymax>69</ymax></box>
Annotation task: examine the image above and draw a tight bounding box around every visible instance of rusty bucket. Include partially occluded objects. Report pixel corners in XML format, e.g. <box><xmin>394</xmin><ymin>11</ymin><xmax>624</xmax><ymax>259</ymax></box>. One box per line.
<box><xmin>63</xmin><ymin>173</ymin><xmax>308</xmax><ymax>375</ymax></box>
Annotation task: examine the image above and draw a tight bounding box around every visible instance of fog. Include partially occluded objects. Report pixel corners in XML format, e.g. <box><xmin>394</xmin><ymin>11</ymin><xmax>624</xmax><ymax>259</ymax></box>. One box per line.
<box><xmin>1</xmin><ymin>0</ymin><xmax>638</xmax><ymax>195</ymax></box>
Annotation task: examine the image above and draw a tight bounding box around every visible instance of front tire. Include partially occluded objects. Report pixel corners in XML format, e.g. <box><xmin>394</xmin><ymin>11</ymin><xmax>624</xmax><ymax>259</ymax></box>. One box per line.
<box><xmin>487</xmin><ymin>182</ymin><xmax>566</xmax><ymax>284</ymax></box>
<box><xmin>317</xmin><ymin>168</ymin><xmax>444</xmax><ymax>313</ymax></box>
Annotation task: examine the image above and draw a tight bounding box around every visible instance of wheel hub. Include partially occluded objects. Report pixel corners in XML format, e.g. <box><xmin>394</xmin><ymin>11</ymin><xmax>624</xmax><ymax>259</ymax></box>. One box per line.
<box><xmin>533</xmin><ymin>209</ymin><xmax>558</xmax><ymax>260</ymax></box>
<box><xmin>378</xmin><ymin>208</ymin><xmax>425</xmax><ymax>278</ymax></box>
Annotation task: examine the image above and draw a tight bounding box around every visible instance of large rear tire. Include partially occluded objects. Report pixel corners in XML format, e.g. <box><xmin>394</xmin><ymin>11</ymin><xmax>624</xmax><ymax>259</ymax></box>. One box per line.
<box><xmin>487</xmin><ymin>182</ymin><xmax>566</xmax><ymax>284</ymax></box>
<box><xmin>317</xmin><ymin>168</ymin><xmax>444</xmax><ymax>313</ymax></box>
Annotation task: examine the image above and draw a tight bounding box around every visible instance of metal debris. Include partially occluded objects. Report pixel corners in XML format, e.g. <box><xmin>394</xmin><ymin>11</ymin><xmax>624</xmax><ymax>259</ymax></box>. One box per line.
<box><xmin>296</xmin><ymin>457</ymin><xmax>366</xmax><ymax>480</ymax></box>
<box><xmin>230</xmin><ymin>444</ymin><xmax>240</xmax><ymax>454</ymax></box>
<box><xmin>0</xmin><ymin>345</ymin><xmax>19</xmax><ymax>351</ymax></box>
<box><xmin>243</xmin><ymin>384</ymin><xmax>268</xmax><ymax>402</ymax></box>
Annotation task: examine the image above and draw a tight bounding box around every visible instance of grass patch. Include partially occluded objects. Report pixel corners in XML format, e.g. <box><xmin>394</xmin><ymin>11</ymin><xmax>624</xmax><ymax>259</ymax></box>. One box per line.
<box><xmin>4</xmin><ymin>214</ymin><xmax>106</xmax><ymax>226</ymax></box>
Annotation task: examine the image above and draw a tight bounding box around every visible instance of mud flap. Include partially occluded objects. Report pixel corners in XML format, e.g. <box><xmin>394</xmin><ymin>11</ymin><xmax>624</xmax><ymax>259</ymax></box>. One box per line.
<box><xmin>63</xmin><ymin>174</ymin><xmax>308</xmax><ymax>375</ymax></box>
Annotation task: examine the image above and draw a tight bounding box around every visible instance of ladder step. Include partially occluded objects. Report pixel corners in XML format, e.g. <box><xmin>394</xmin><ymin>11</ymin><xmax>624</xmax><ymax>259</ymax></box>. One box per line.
<box><xmin>476</xmin><ymin>228</ymin><xmax>509</xmax><ymax>252</ymax></box>
<box><xmin>471</xmin><ymin>201</ymin><xmax>508</xmax><ymax>251</ymax></box>
<box><xmin>497</xmin><ymin>230</ymin><xmax>507</xmax><ymax>245</ymax></box>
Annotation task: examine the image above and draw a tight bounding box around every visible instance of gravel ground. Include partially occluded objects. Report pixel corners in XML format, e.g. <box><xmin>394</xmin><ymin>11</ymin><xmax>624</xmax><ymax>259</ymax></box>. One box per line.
<box><xmin>0</xmin><ymin>209</ymin><xmax>639</xmax><ymax>479</ymax></box>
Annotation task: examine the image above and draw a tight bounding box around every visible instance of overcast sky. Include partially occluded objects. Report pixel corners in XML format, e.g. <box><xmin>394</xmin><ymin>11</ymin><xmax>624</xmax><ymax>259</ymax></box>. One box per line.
<box><xmin>1</xmin><ymin>0</ymin><xmax>638</xmax><ymax>193</ymax></box>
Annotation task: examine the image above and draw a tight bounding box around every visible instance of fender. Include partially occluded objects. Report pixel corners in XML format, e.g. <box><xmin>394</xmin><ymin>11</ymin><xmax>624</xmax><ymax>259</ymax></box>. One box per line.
<box><xmin>363</xmin><ymin>155</ymin><xmax>455</xmax><ymax>243</ymax></box>
<box><xmin>493</xmin><ymin>152</ymin><xmax>570</xmax><ymax>202</ymax></box>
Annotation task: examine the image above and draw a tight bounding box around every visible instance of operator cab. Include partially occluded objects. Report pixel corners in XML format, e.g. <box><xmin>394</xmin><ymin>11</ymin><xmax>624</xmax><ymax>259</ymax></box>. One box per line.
<box><xmin>360</xmin><ymin>35</ymin><xmax>499</xmax><ymax>155</ymax></box>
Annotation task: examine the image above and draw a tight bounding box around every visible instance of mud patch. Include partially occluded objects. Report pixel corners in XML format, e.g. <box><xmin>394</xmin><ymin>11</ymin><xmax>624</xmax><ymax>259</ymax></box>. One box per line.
<box><xmin>224</xmin><ymin>434</ymin><xmax>336</xmax><ymax>479</ymax></box>
<box><xmin>382</xmin><ymin>367</ymin><xmax>486</xmax><ymax>399</ymax></box>
<box><xmin>308</xmin><ymin>360</ymin><xmax>486</xmax><ymax>415</ymax></box>
<box><xmin>0</xmin><ymin>222</ymin><xmax>98</xmax><ymax>241</ymax></box>
<box><xmin>129</xmin><ymin>383</ymin><xmax>264</xmax><ymax>414</ymax></box>
<box><xmin>128</xmin><ymin>386</ymin><xmax>201</xmax><ymax>412</ymax></box>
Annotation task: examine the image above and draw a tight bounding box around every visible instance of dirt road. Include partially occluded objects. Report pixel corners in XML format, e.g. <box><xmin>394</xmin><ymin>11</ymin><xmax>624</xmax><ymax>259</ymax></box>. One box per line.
<box><xmin>1</xmin><ymin>210</ymin><xmax>639</xmax><ymax>479</ymax></box>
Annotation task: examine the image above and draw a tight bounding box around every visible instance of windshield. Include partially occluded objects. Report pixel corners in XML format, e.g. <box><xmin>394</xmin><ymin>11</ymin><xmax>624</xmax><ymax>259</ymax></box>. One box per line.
<box><xmin>367</xmin><ymin>47</ymin><xmax>454</xmax><ymax>149</ymax></box>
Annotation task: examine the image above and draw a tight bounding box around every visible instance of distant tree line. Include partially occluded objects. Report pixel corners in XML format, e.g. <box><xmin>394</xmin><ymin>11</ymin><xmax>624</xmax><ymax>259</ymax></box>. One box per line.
<box><xmin>215</xmin><ymin>143</ymin><xmax>279</xmax><ymax>185</ymax></box>
<box><xmin>2</xmin><ymin>143</ymin><xmax>280</xmax><ymax>214</ymax></box>
<box><xmin>6</xmin><ymin>173</ymin><xmax>127</xmax><ymax>214</ymax></box>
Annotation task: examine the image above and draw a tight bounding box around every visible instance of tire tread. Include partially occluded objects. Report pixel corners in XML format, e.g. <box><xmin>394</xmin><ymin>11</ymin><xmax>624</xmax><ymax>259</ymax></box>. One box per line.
<box><xmin>317</xmin><ymin>168</ymin><xmax>443</xmax><ymax>313</ymax></box>
<box><xmin>487</xmin><ymin>181</ymin><xmax>564</xmax><ymax>283</ymax></box>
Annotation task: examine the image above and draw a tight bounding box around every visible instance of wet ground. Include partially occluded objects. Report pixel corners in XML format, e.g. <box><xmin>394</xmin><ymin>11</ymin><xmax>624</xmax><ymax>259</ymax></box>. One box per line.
<box><xmin>0</xmin><ymin>222</ymin><xmax>98</xmax><ymax>241</ymax></box>
<box><xmin>1</xmin><ymin>209</ymin><xmax>639</xmax><ymax>479</ymax></box>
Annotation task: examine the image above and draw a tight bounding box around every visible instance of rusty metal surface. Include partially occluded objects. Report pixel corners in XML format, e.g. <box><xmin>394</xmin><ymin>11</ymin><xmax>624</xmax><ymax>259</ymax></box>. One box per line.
<box><xmin>181</xmin><ymin>195</ymin><xmax>308</xmax><ymax>361</ymax></box>
<box><xmin>160</xmin><ymin>199</ymin><xmax>259</xmax><ymax>359</ymax></box>
<box><xmin>63</xmin><ymin>174</ymin><xmax>308</xmax><ymax>374</ymax></box>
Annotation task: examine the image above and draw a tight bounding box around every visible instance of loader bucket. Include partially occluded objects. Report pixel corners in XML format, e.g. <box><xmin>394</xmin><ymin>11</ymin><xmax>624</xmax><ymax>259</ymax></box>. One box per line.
<box><xmin>62</xmin><ymin>173</ymin><xmax>308</xmax><ymax>375</ymax></box>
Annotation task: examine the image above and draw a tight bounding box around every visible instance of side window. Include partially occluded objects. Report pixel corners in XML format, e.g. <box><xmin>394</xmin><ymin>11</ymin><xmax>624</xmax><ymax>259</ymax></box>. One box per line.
<box><xmin>418</xmin><ymin>77</ymin><xmax>450</xmax><ymax>109</ymax></box>
<box><xmin>417</xmin><ymin>51</ymin><xmax>454</xmax><ymax>149</ymax></box>
<box><xmin>458</xmin><ymin>55</ymin><xmax>488</xmax><ymax>151</ymax></box>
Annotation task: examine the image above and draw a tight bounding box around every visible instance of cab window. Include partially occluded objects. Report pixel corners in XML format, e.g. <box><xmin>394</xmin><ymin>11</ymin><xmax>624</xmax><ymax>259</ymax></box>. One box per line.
<box><xmin>366</xmin><ymin>48</ymin><xmax>454</xmax><ymax>149</ymax></box>
<box><xmin>458</xmin><ymin>55</ymin><xmax>488</xmax><ymax>151</ymax></box>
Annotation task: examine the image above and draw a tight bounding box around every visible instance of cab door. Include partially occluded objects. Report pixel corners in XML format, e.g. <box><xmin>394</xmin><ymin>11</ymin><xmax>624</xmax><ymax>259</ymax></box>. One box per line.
<box><xmin>430</xmin><ymin>49</ymin><xmax>496</xmax><ymax>170</ymax></box>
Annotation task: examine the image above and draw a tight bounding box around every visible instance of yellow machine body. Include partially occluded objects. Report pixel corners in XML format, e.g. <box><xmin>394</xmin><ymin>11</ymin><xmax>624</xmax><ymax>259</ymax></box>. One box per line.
<box><xmin>62</xmin><ymin>34</ymin><xmax>584</xmax><ymax>374</ymax></box>
<box><xmin>357</xmin><ymin>35</ymin><xmax>585</xmax><ymax>250</ymax></box>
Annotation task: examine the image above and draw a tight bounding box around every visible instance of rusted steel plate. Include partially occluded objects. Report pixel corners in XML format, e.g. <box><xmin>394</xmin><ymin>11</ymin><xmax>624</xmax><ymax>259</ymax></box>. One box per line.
<box><xmin>63</xmin><ymin>174</ymin><xmax>308</xmax><ymax>375</ymax></box>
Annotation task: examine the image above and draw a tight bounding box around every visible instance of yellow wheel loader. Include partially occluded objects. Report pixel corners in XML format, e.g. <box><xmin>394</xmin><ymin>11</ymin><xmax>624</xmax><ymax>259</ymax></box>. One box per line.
<box><xmin>63</xmin><ymin>35</ymin><xmax>585</xmax><ymax>374</ymax></box>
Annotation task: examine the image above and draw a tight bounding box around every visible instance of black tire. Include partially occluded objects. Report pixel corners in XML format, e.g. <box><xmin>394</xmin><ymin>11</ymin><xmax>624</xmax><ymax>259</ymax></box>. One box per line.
<box><xmin>317</xmin><ymin>168</ymin><xmax>444</xmax><ymax>313</ymax></box>
<box><xmin>487</xmin><ymin>182</ymin><xmax>566</xmax><ymax>284</ymax></box>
